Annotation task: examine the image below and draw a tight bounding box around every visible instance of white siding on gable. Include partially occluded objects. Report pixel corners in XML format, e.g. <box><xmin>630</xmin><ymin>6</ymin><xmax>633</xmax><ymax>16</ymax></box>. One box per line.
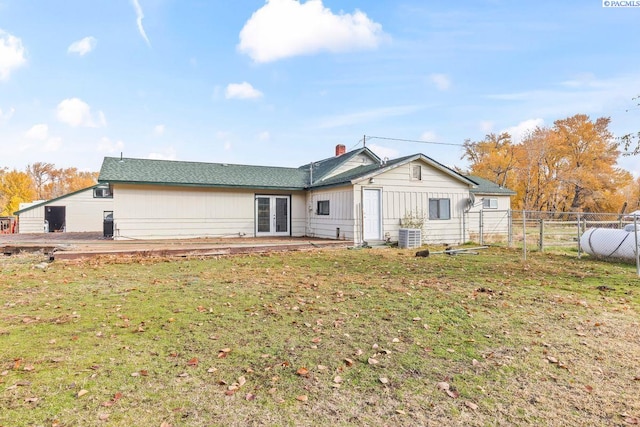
<box><xmin>306</xmin><ymin>187</ymin><xmax>354</xmax><ymax>240</ymax></box>
<box><xmin>113</xmin><ymin>184</ymin><xmax>306</xmax><ymax>240</ymax></box>
<box><xmin>354</xmin><ymin>161</ymin><xmax>472</xmax><ymax>244</ymax></box>
<box><xmin>17</xmin><ymin>187</ymin><xmax>113</xmax><ymax>234</ymax></box>
<box><xmin>320</xmin><ymin>153</ymin><xmax>377</xmax><ymax>181</ymax></box>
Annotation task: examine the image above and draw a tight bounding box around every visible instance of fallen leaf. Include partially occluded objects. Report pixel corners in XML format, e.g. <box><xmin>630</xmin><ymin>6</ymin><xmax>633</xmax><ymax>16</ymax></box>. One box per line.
<box><xmin>396</xmin><ymin>409</ymin><xmax>406</xmax><ymax>415</ymax></box>
<box><xmin>311</xmin><ymin>337</ymin><xmax>322</xmax><ymax>343</ymax></box>
<box><xmin>625</xmin><ymin>417</ymin><xmax>639</xmax><ymax>425</ymax></box>
<box><xmin>446</xmin><ymin>389</ymin><xmax>460</xmax><ymax>399</ymax></box>
<box><xmin>334</xmin><ymin>376</ymin><xmax>343</xmax><ymax>384</ymax></box>
<box><xmin>296</xmin><ymin>395</ymin><xmax>308</xmax><ymax>402</ymax></box>
<box><xmin>160</xmin><ymin>422</ymin><xmax>173</xmax><ymax>427</ymax></box>
<box><xmin>245</xmin><ymin>393</ymin><xmax>256</xmax><ymax>401</ymax></box>
<box><xmin>472</xmin><ymin>359</ymin><xmax>480</xmax><ymax>367</ymax></box>
<box><xmin>344</xmin><ymin>358</ymin><xmax>354</xmax><ymax>367</ymax></box>
<box><xmin>296</xmin><ymin>367</ymin><xmax>309</xmax><ymax>376</ymax></box>
<box><xmin>187</xmin><ymin>357</ymin><xmax>199</xmax><ymax>367</ymax></box>
<box><xmin>98</xmin><ymin>413</ymin><xmax>109</xmax><ymax>421</ymax></box>
<box><xmin>547</xmin><ymin>356</ymin><xmax>558</xmax><ymax>364</ymax></box>
<box><xmin>392</xmin><ymin>338</ymin><xmax>400</xmax><ymax>343</ymax></box>
<box><xmin>207</xmin><ymin>367</ymin><xmax>217</xmax><ymax>373</ymax></box>
<box><xmin>379</xmin><ymin>377</ymin><xmax>389</xmax><ymax>384</ymax></box>
<box><xmin>585</xmin><ymin>385</ymin><xmax>593</xmax><ymax>393</ymax></box>
<box><xmin>77</xmin><ymin>389</ymin><xmax>89</xmax><ymax>398</ymax></box>
<box><xmin>368</xmin><ymin>358</ymin><xmax>379</xmax><ymax>365</ymax></box>
<box><xmin>317</xmin><ymin>365</ymin><xmax>328</xmax><ymax>371</ymax></box>
<box><xmin>465</xmin><ymin>401</ymin><xmax>478</xmax><ymax>410</ymax></box>
<box><xmin>436</xmin><ymin>382</ymin><xmax>450</xmax><ymax>391</ymax></box>
<box><xmin>238</xmin><ymin>376</ymin><xmax>247</xmax><ymax>387</ymax></box>
<box><xmin>24</xmin><ymin>397</ymin><xmax>38</xmax><ymax>403</ymax></box>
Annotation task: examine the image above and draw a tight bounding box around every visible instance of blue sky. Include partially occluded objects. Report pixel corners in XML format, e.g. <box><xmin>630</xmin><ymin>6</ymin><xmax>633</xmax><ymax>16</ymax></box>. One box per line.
<box><xmin>1</xmin><ymin>0</ymin><xmax>639</xmax><ymax>174</ymax></box>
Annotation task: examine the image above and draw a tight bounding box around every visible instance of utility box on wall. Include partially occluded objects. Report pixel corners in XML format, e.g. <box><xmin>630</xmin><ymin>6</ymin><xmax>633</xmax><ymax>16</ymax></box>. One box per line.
<box><xmin>399</xmin><ymin>228</ymin><xmax>421</xmax><ymax>249</ymax></box>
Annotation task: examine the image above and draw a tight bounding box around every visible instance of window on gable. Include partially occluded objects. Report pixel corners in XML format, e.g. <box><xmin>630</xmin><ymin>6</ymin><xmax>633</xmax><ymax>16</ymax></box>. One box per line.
<box><xmin>429</xmin><ymin>198</ymin><xmax>450</xmax><ymax>220</ymax></box>
<box><xmin>411</xmin><ymin>165</ymin><xmax>422</xmax><ymax>180</ymax></box>
<box><xmin>93</xmin><ymin>185</ymin><xmax>113</xmax><ymax>198</ymax></box>
<box><xmin>483</xmin><ymin>198</ymin><xmax>498</xmax><ymax>209</ymax></box>
<box><xmin>317</xmin><ymin>200</ymin><xmax>330</xmax><ymax>215</ymax></box>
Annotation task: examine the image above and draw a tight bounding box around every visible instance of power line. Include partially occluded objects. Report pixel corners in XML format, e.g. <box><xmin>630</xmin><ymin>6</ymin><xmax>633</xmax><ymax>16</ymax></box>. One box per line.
<box><xmin>364</xmin><ymin>135</ymin><xmax>465</xmax><ymax>147</ymax></box>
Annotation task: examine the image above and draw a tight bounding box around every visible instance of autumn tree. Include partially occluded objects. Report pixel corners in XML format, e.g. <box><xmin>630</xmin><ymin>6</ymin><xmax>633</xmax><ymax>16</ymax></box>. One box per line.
<box><xmin>462</xmin><ymin>132</ymin><xmax>517</xmax><ymax>189</ymax></box>
<box><xmin>0</xmin><ymin>170</ymin><xmax>36</xmax><ymax>216</ymax></box>
<box><xmin>621</xmin><ymin>95</ymin><xmax>639</xmax><ymax>156</ymax></box>
<box><xmin>27</xmin><ymin>162</ymin><xmax>56</xmax><ymax>200</ymax></box>
<box><xmin>464</xmin><ymin>114</ymin><xmax>631</xmax><ymax>213</ymax></box>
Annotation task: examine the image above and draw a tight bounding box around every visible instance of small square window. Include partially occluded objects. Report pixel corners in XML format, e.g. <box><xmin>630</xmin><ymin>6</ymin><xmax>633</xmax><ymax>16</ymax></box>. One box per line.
<box><xmin>412</xmin><ymin>165</ymin><xmax>422</xmax><ymax>180</ymax></box>
<box><xmin>317</xmin><ymin>200</ymin><xmax>330</xmax><ymax>215</ymax></box>
<box><xmin>94</xmin><ymin>185</ymin><xmax>112</xmax><ymax>198</ymax></box>
<box><xmin>483</xmin><ymin>198</ymin><xmax>498</xmax><ymax>209</ymax></box>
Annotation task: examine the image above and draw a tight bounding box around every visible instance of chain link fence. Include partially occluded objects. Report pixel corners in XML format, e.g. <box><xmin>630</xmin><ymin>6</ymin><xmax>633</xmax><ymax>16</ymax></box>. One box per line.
<box><xmin>463</xmin><ymin>209</ymin><xmax>640</xmax><ymax>275</ymax></box>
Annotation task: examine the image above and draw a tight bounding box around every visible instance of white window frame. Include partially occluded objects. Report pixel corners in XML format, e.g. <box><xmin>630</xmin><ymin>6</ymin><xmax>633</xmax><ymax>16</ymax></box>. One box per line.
<box><xmin>483</xmin><ymin>198</ymin><xmax>498</xmax><ymax>209</ymax></box>
<box><xmin>317</xmin><ymin>200</ymin><xmax>330</xmax><ymax>215</ymax></box>
<box><xmin>429</xmin><ymin>198</ymin><xmax>451</xmax><ymax>220</ymax></box>
<box><xmin>411</xmin><ymin>165</ymin><xmax>422</xmax><ymax>181</ymax></box>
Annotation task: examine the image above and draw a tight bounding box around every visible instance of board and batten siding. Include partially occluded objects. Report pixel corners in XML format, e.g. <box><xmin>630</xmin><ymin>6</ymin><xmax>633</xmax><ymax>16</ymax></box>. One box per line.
<box><xmin>112</xmin><ymin>184</ymin><xmax>305</xmax><ymax>240</ymax></box>
<box><xmin>306</xmin><ymin>187</ymin><xmax>354</xmax><ymax>240</ymax></box>
<box><xmin>354</xmin><ymin>160</ymin><xmax>472</xmax><ymax>244</ymax></box>
<box><xmin>18</xmin><ymin>188</ymin><xmax>113</xmax><ymax>233</ymax></box>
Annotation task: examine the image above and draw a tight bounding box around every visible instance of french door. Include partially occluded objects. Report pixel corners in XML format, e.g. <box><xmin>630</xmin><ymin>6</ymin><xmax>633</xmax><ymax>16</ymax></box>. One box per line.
<box><xmin>255</xmin><ymin>195</ymin><xmax>290</xmax><ymax>236</ymax></box>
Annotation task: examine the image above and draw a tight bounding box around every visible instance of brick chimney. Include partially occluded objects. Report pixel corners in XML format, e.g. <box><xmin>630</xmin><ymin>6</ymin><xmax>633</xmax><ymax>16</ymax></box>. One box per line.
<box><xmin>335</xmin><ymin>144</ymin><xmax>346</xmax><ymax>156</ymax></box>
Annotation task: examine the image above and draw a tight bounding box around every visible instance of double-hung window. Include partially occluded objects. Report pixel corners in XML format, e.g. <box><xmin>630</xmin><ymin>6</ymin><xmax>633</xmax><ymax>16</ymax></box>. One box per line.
<box><xmin>429</xmin><ymin>198</ymin><xmax>450</xmax><ymax>220</ymax></box>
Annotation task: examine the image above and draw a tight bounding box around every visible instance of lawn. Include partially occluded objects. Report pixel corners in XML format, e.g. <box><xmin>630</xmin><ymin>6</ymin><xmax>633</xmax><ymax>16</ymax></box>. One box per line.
<box><xmin>1</xmin><ymin>247</ymin><xmax>639</xmax><ymax>426</ymax></box>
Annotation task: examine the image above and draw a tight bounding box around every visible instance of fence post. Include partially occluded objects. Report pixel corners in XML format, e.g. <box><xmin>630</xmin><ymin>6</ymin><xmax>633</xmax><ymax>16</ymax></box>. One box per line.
<box><xmin>577</xmin><ymin>213</ymin><xmax>582</xmax><ymax>259</ymax></box>
<box><xmin>479</xmin><ymin>210</ymin><xmax>484</xmax><ymax>246</ymax></box>
<box><xmin>635</xmin><ymin>215</ymin><xmax>639</xmax><ymax>277</ymax></box>
<box><xmin>523</xmin><ymin>210</ymin><xmax>527</xmax><ymax>261</ymax></box>
<box><xmin>508</xmin><ymin>209</ymin><xmax>513</xmax><ymax>247</ymax></box>
<box><xmin>539</xmin><ymin>219</ymin><xmax>544</xmax><ymax>252</ymax></box>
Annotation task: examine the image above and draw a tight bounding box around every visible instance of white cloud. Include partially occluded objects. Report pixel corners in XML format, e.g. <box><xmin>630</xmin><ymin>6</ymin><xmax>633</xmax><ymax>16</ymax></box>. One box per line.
<box><xmin>429</xmin><ymin>73</ymin><xmax>451</xmax><ymax>91</ymax></box>
<box><xmin>0</xmin><ymin>30</ymin><xmax>26</xmax><ymax>81</ymax></box>
<box><xmin>131</xmin><ymin>0</ymin><xmax>151</xmax><ymax>46</ymax></box>
<box><xmin>97</xmin><ymin>137</ymin><xmax>125</xmax><ymax>153</ymax></box>
<box><xmin>368</xmin><ymin>144</ymin><xmax>399</xmax><ymax>160</ymax></box>
<box><xmin>148</xmin><ymin>147</ymin><xmax>177</xmax><ymax>160</ymax></box>
<box><xmin>25</xmin><ymin>123</ymin><xmax>48</xmax><ymax>140</ymax></box>
<box><xmin>56</xmin><ymin>98</ymin><xmax>106</xmax><ymax>128</ymax></box>
<box><xmin>67</xmin><ymin>36</ymin><xmax>97</xmax><ymax>56</ymax></box>
<box><xmin>0</xmin><ymin>106</ymin><xmax>15</xmax><ymax>121</ymax></box>
<box><xmin>224</xmin><ymin>142</ymin><xmax>232</xmax><ymax>151</ymax></box>
<box><xmin>238</xmin><ymin>0</ymin><xmax>385</xmax><ymax>63</ymax></box>
<box><xmin>317</xmin><ymin>105</ymin><xmax>422</xmax><ymax>129</ymax></box>
<box><xmin>43</xmin><ymin>137</ymin><xmax>62</xmax><ymax>152</ymax></box>
<box><xmin>502</xmin><ymin>118</ymin><xmax>544</xmax><ymax>143</ymax></box>
<box><xmin>419</xmin><ymin>131</ymin><xmax>437</xmax><ymax>141</ymax></box>
<box><xmin>225</xmin><ymin>82</ymin><xmax>263</xmax><ymax>100</ymax></box>
<box><xmin>258</xmin><ymin>131</ymin><xmax>270</xmax><ymax>141</ymax></box>
<box><xmin>153</xmin><ymin>124</ymin><xmax>165</xmax><ymax>136</ymax></box>
<box><xmin>479</xmin><ymin>121</ymin><xmax>494</xmax><ymax>133</ymax></box>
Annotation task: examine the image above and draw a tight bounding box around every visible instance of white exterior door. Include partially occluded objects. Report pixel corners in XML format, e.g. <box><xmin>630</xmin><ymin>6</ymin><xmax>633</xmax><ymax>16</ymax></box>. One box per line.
<box><xmin>363</xmin><ymin>189</ymin><xmax>382</xmax><ymax>241</ymax></box>
<box><xmin>255</xmin><ymin>195</ymin><xmax>290</xmax><ymax>236</ymax></box>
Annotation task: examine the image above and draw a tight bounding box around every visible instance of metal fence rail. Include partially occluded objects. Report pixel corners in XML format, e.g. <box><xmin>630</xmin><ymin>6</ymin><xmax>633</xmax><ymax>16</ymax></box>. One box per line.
<box><xmin>463</xmin><ymin>209</ymin><xmax>640</xmax><ymax>275</ymax></box>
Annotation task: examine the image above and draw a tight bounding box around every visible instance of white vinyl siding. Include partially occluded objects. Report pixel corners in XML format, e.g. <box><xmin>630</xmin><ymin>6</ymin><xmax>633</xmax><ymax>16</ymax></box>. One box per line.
<box><xmin>306</xmin><ymin>187</ymin><xmax>354</xmax><ymax>240</ymax></box>
<box><xmin>113</xmin><ymin>184</ymin><xmax>306</xmax><ymax>240</ymax></box>
<box><xmin>17</xmin><ymin>187</ymin><xmax>113</xmax><ymax>234</ymax></box>
<box><xmin>321</xmin><ymin>153</ymin><xmax>377</xmax><ymax>181</ymax></box>
<box><xmin>354</xmin><ymin>161</ymin><xmax>472</xmax><ymax>244</ymax></box>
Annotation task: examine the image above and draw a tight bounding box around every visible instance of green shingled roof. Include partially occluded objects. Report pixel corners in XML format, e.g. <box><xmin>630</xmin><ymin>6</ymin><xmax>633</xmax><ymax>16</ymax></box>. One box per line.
<box><xmin>466</xmin><ymin>175</ymin><xmax>516</xmax><ymax>195</ymax></box>
<box><xmin>99</xmin><ymin>157</ymin><xmax>309</xmax><ymax>190</ymax></box>
<box><xmin>299</xmin><ymin>148</ymin><xmax>380</xmax><ymax>183</ymax></box>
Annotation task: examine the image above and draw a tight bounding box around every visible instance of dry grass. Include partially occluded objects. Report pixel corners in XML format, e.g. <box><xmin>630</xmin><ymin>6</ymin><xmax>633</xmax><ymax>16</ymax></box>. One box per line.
<box><xmin>1</xmin><ymin>247</ymin><xmax>639</xmax><ymax>426</ymax></box>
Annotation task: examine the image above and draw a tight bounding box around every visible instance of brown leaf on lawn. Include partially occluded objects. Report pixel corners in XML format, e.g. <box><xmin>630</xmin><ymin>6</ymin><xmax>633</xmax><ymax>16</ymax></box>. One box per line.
<box><xmin>225</xmin><ymin>389</ymin><xmax>236</xmax><ymax>396</ymax></box>
<box><xmin>465</xmin><ymin>401</ymin><xmax>478</xmax><ymax>410</ymax></box>
<box><xmin>139</xmin><ymin>370</ymin><xmax>149</xmax><ymax>376</ymax></box>
<box><xmin>379</xmin><ymin>377</ymin><xmax>389</xmax><ymax>384</ymax></box>
<box><xmin>334</xmin><ymin>376</ymin><xmax>343</xmax><ymax>384</ymax></box>
<box><xmin>296</xmin><ymin>395</ymin><xmax>308</xmax><ymax>402</ymax></box>
<box><xmin>296</xmin><ymin>367</ymin><xmax>309</xmax><ymax>376</ymax></box>
<box><xmin>625</xmin><ymin>417</ymin><xmax>639</xmax><ymax>425</ymax></box>
<box><xmin>238</xmin><ymin>376</ymin><xmax>247</xmax><ymax>387</ymax></box>
<box><xmin>367</xmin><ymin>358</ymin><xmax>379</xmax><ymax>365</ymax></box>
<box><xmin>446</xmin><ymin>389</ymin><xmax>460</xmax><ymax>399</ymax></box>
<box><xmin>160</xmin><ymin>422</ymin><xmax>173</xmax><ymax>427</ymax></box>
<box><xmin>187</xmin><ymin>358</ymin><xmax>199</xmax><ymax>367</ymax></box>
<box><xmin>311</xmin><ymin>337</ymin><xmax>322</xmax><ymax>343</ymax></box>
<box><xmin>98</xmin><ymin>413</ymin><xmax>109</xmax><ymax>421</ymax></box>
<box><xmin>77</xmin><ymin>389</ymin><xmax>89</xmax><ymax>398</ymax></box>
<box><xmin>344</xmin><ymin>358</ymin><xmax>354</xmax><ymax>367</ymax></box>
<box><xmin>585</xmin><ymin>385</ymin><xmax>593</xmax><ymax>393</ymax></box>
<box><xmin>13</xmin><ymin>358</ymin><xmax>22</xmax><ymax>370</ymax></box>
<box><xmin>196</xmin><ymin>305</ymin><xmax>206</xmax><ymax>312</ymax></box>
<box><xmin>547</xmin><ymin>356</ymin><xmax>558</xmax><ymax>364</ymax></box>
<box><xmin>437</xmin><ymin>382</ymin><xmax>450</xmax><ymax>391</ymax></box>
<box><xmin>23</xmin><ymin>365</ymin><xmax>35</xmax><ymax>372</ymax></box>
<box><xmin>245</xmin><ymin>393</ymin><xmax>256</xmax><ymax>401</ymax></box>
<box><xmin>24</xmin><ymin>397</ymin><xmax>38</xmax><ymax>403</ymax></box>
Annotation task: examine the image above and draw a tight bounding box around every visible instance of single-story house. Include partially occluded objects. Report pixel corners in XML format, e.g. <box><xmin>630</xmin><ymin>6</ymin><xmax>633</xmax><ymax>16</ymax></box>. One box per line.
<box><xmin>14</xmin><ymin>184</ymin><xmax>114</xmax><ymax>235</ymax></box>
<box><xmin>97</xmin><ymin>145</ymin><xmax>513</xmax><ymax>244</ymax></box>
